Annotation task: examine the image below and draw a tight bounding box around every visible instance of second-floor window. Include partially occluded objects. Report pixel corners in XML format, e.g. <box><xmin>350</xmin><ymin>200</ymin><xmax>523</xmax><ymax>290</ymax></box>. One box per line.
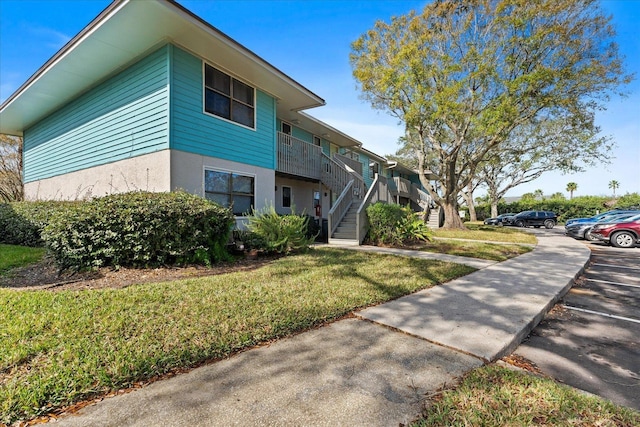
<box><xmin>281</xmin><ymin>122</ymin><xmax>292</xmax><ymax>135</ymax></box>
<box><xmin>204</xmin><ymin>64</ymin><xmax>255</xmax><ymax>128</ymax></box>
<box><xmin>369</xmin><ymin>162</ymin><xmax>379</xmax><ymax>179</ymax></box>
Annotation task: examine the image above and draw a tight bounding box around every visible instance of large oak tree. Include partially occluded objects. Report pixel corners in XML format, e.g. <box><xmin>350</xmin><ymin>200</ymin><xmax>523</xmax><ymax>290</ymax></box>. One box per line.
<box><xmin>480</xmin><ymin>116</ymin><xmax>612</xmax><ymax>218</ymax></box>
<box><xmin>350</xmin><ymin>0</ymin><xmax>631</xmax><ymax>228</ymax></box>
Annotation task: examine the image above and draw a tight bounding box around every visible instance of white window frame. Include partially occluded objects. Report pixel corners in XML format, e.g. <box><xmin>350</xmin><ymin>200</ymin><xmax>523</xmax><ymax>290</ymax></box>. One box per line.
<box><xmin>203</xmin><ymin>167</ymin><xmax>256</xmax><ymax>216</ymax></box>
<box><xmin>203</xmin><ymin>62</ymin><xmax>256</xmax><ymax>130</ymax></box>
<box><xmin>281</xmin><ymin>121</ymin><xmax>292</xmax><ymax>135</ymax></box>
<box><xmin>313</xmin><ymin>135</ymin><xmax>321</xmax><ymax>146</ymax></box>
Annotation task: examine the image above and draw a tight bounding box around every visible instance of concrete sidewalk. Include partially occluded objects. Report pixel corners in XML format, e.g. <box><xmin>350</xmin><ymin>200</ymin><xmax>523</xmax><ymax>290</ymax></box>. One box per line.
<box><xmin>54</xmin><ymin>230</ymin><xmax>590</xmax><ymax>427</ymax></box>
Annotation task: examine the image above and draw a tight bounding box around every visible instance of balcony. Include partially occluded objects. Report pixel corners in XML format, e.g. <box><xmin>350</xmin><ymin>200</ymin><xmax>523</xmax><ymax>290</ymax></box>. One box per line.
<box><xmin>393</xmin><ymin>176</ymin><xmax>412</xmax><ymax>198</ymax></box>
<box><xmin>276</xmin><ymin>132</ymin><xmax>322</xmax><ymax>180</ymax></box>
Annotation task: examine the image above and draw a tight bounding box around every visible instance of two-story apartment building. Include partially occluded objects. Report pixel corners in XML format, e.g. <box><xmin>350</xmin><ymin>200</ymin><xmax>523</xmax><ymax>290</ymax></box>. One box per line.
<box><xmin>0</xmin><ymin>0</ymin><xmax>432</xmax><ymax>244</ymax></box>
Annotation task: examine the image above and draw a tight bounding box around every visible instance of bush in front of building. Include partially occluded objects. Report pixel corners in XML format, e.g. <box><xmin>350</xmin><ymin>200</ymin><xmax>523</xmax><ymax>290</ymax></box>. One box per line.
<box><xmin>366</xmin><ymin>202</ymin><xmax>431</xmax><ymax>246</ymax></box>
<box><xmin>42</xmin><ymin>191</ymin><xmax>234</xmax><ymax>270</ymax></box>
<box><xmin>246</xmin><ymin>204</ymin><xmax>315</xmax><ymax>254</ymax></box>
<box><xmin>0</xmin><ymin>201</ymin><xmax>78</xmax><ymax>247</ymax></box>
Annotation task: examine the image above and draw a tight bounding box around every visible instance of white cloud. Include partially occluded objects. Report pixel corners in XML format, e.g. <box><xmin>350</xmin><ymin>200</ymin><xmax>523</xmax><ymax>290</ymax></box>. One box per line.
<box><xmin>28</xmin><ymin>25</ymin><xmax>71</xmax><ymax>49</ymax></box>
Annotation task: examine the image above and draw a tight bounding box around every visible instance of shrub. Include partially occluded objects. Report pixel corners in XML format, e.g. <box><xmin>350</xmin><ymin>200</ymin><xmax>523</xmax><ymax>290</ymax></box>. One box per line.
<box><xmin>42</xmin><ymin>191</ymin><xmax>234</xmax><ymax>269</ymax></box>
<box><xmin>231</xmin><ymin>229</ymin><xmax>267</xmax><ymax>252</ymax></box>
<box><xmin>366</xmin><ymin>202</ymin><xmax>431</xmax><ymax>245</ymax></box>
<box><xmin>246</xmin><ymin>204</ymin><xmax>315</xmax><ymax>254</ymax></box>
<box><xmin>0</xmin><ymin>201</ymin><xmax>77</xmax><ymax>247</ymax></box>
<box><xmin>366</xmin><ymin>203</ymin><xmax>405</xmax><ymax>245</ymax></box>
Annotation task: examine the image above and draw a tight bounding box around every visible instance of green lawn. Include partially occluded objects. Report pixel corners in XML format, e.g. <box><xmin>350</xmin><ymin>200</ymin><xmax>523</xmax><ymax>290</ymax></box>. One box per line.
<box><xmin>420</xmin><ymin>240</ymin><xmax>532</xmax><ymax>261</ymax></box>
<box><xmin>0</xmin><ymin>244</ymin><xmax>46</xmax><ymax>274</ymax></box>
<box><xmin>0</xmin><ymin>247</ymin><xmax>474</xmax><ymax>424</ymax></box>
<box><xmin>432</xmin><ymin>223</ymin><xmax>538</xmax><ymax>244</ymax></box>
<box><xmin>414</xmin><ymin>364</ymin><xmax>640</xmax><ymax>426</ymax></box>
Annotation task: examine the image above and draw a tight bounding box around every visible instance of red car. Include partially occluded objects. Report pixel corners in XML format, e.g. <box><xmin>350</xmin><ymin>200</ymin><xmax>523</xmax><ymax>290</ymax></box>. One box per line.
<box><xmin>590</xmin><ymin>214</ymin><xmax>640</xmax><ymax>248</ymax></box>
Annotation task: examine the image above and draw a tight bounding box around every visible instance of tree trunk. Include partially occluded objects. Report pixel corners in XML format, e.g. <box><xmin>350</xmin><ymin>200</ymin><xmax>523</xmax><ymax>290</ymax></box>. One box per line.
<box><xmin>467</xmin><ymin>202</ymin><xmax>477</xmax><ymax>222</ymax></box>
<box><xmin>491</xmin><ymin>202</ymin><xmax>498</xmax><ymax>219</ymax></box>
<box><xmin>461</xmin><ymin>182</ymin><xmax>477</xmax><ymax>222</ymax></box>
<box><xmin>442</xmin><ymin>201</ymin><xmax>466</xmax><ymax>229</ymax></box>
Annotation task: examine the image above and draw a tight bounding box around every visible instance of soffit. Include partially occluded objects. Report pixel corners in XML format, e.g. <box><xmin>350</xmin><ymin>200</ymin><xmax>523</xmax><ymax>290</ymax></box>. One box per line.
<box><xmin>0</xmin><ymin>0</ymin><xmax>324</xmax><ymax>136</ymax></box>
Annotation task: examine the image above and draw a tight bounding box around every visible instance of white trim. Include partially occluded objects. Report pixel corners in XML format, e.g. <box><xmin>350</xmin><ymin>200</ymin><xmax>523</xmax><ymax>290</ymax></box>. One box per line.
<box><xmin>0</xmin><ymin>1</ymin><xmax>129</xmax><ymax>113</ymax></box>
<box><xmin>155</xmin><ymin>0</ymin><xmax>324</xmax><ymax>107</ymax></box>
<box><xmin>281</xmin><ymin>121</ymin><xmax>293</xmax><ymax>135</ymax></box>
<box><xmin>202</xmin><ymin>165</ymin><xmax>256</xmax><ymax>217</ymax></box>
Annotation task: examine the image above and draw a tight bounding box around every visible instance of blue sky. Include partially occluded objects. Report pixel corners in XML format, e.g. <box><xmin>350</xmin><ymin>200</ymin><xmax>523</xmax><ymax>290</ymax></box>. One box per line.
<box><xmin>1</xmin><ymin>0</ymin><xmax>638</xmax><ymax>198</ymax></box>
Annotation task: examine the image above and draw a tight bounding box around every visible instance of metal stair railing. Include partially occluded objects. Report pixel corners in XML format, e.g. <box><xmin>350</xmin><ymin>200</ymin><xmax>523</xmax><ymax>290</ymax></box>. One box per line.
<box><xmin>328</xmin><ymin>180</ymin><xmax>355</xmax><ymax>237</ymax></box>
<box><xmin>321</xmin><ymin>153</ymin><xmax>366</xmax><ymax>199</ymax></box>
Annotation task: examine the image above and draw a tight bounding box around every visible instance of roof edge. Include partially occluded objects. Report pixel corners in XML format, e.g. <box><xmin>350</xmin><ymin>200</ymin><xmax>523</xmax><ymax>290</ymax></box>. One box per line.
<box><xmin>0</xmin><ymin>0</ymin><xmax>126</xmax><ymax>112</ymax></box>
<box><xmin>1</xmin><ymin>0</ymin><xmax>326</xmax><ymax>113</ymax></box>
<box><xmin>160</xmin><ymin>0</ymin><xmax>325</xmax><ymax>108</ymax></box>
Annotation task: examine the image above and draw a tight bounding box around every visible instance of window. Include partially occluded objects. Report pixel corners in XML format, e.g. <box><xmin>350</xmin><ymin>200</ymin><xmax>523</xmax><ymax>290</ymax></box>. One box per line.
<box><xmin>281</xmin><ymin>122</ymin><xmax>292</xmax><ymax>135</ymax></box>
<box><xmin>204</xmin><ymin>169</ymin><xmax>254</xmax><ymax>215</ymax></box>
<box><xmin>369</xmin><ymin>162</ymin><xmax>379</xmax><ymax>179</ymax></box>
<box><xmin>313</xmin><ymin>135</ymin><xmax>321</xmax><ymax>146</ymax></box>
<box><xmin>204</xmin><ymin>64</ymin><xmax>255</xmax><ymax>128</ymax></box>
<box><xmin>282</xmin><ymin>186</ymin><xmax>292</xmax><ymax>208</ymax></box>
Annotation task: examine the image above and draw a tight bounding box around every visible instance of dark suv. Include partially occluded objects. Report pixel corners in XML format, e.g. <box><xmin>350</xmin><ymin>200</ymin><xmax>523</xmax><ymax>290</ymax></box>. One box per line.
<box><xmin>511</xmin><ymin>211</ymin><xmax>557</xmax><ymax>229</ymax></box>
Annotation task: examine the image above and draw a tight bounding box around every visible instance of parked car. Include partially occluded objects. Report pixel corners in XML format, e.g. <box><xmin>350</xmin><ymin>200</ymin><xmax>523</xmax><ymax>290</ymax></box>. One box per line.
<box><xmin>508</xmin><ymin>211</ymin><xmax>558</xmax><ymax>229</ymax></box>
<box><xmin>565</xmin><ymin>209</ymin><xmax>640</xmax><ymax>227</ymax></box>
<box><xmin>483</xmin><ymin>213</ymin><xmax>517</xmax><ymax>226</ymax></box>
<box><xmin>590</xmin><ymin>213</ymin><xmax>640</xmax><ymax>248</ymax></box>
<box><xmin>501</xmin><ymin>213</ymin><xmax>518</xmax><ymax>226</ymax></box>
<box><xmin>565</xmin><ymin>212</ymin><xmax>639</xmax><ymax>241</ymax></box>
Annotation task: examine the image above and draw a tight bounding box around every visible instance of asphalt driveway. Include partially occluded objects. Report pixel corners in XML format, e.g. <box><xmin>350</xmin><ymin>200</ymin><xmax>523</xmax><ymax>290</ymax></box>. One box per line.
<box><xmin>515</xmin><ymin>241</ymin><xmax>640</xmax><ymax>410</ymax></box>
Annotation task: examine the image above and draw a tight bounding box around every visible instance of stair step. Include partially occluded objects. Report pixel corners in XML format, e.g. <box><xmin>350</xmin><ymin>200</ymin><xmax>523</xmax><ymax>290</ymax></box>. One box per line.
<box><xmin>333</xmin><ymin>232</ymin><xmax>357</xmax><ymax>239</ymax></box>
<box><xmin>328</xmin><ymin>238</ymin><xmax>359</xmax><ymax>246</ymax></box>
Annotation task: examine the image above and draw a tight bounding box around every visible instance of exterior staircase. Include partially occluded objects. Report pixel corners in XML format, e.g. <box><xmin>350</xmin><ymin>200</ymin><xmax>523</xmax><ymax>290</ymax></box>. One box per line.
<box><xmin>427</xmin><ymin>207</ymin><xmax>441</xmax><ymax>229</ymax></box>
<box><xmin>329</xmin><ymin>200</ymin><xmax>361</xmax><ymax>245</ymax></box>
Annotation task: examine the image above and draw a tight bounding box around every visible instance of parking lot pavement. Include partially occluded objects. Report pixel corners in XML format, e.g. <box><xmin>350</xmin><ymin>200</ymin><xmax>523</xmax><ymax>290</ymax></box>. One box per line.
<box><xmin>514</xmin><ymin>243</ymin><xmax>640</xmax><ymax>411</ymax></box>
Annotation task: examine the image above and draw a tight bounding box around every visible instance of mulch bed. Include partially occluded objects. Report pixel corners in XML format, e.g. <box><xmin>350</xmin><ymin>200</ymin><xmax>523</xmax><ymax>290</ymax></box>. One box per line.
<box><xmin>0</xmin><ymin>255</ymin><xmax>279</xmax><ymax>292</ymax></box>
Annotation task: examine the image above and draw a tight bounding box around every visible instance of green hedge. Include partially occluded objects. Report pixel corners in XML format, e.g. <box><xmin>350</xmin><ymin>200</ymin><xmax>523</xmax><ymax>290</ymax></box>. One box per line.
<box><xmin>476</xmin><ymin>193</ymin><xmax>640</xmax><ymax>222</ymax></box>
<box><xmin>366</xmin><ymin>202</ymin><xmax>431</xmax><ymax>245</ymax></box>
<box><xmin>42</xmin><ymin>192</ymin><xmax>234</xmax><ymax>269</ymax></box>
<box><xmin>0</xmin><ymin>201</ymin><xmax>77</xmax><ymax>247</ymax></box>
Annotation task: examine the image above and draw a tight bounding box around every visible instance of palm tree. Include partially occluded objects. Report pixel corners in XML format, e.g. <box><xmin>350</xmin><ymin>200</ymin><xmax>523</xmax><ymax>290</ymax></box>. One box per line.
<box><xmin>566</xmin><ymin>182</ymin><xmax>577</xmax><ymax>200</ymax></box>
<box><xmin>608</xmin><ymin>180</ymin><xmax>620</xmax><ymax>197</ymax></box>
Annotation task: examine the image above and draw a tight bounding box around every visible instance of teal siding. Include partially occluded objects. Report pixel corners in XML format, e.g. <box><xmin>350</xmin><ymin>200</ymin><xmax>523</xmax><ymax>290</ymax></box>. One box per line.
<box><xmin>360</xmin><ymin>154</ymin><xmax>374</xmax><ymax>188</ymax></box>
<box><xmin>291</xmin><ymin>126</ymin><xmax>312</xmax><ymax>143</ymax></box>
<box><xmin>340</xmin><ymin>148</ymin><xmax>374</xmax><ymax>188</ymax></box>
<box><xmin>23</xmin><ymin>46</ymin><xmax>170</xmax><ymax>182</ymax></box>
<box><xmin>321</xmin><ymin>141</ymin><xmax>330</xmax><ymax>156</ymax></box>
<box><xmin>171</xmin><ymin>46</ymin><xmax>275</xmax><ymax>169</ymax></box>
<box><xmin>277</xmin><ymin>119</ymin><xmax>315</xmax><ymax>144</ymax></box>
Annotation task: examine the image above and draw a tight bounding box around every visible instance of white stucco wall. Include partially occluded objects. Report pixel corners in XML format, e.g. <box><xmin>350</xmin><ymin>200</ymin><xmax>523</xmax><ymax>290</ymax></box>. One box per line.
<box><xmin>170</xmin><ymin>149</ymin><xmax>276</xmax><ymax>227</ymax></box>
<box><xmin>274</xmin><ymin>176</ymin><xmax>331</xmax><ymax>219</ymax></box>
<box><xmin>24</xmin><ymin>150</ymin><xmax>172</xmax><ymax>200</ymax></box>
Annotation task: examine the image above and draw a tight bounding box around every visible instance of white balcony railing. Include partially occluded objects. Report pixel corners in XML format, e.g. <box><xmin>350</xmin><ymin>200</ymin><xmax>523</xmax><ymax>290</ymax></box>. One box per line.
<box><xmin>276</xmin><ymin>132</ymin><xmax>322</xmax><ymax>180</ymax></box>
